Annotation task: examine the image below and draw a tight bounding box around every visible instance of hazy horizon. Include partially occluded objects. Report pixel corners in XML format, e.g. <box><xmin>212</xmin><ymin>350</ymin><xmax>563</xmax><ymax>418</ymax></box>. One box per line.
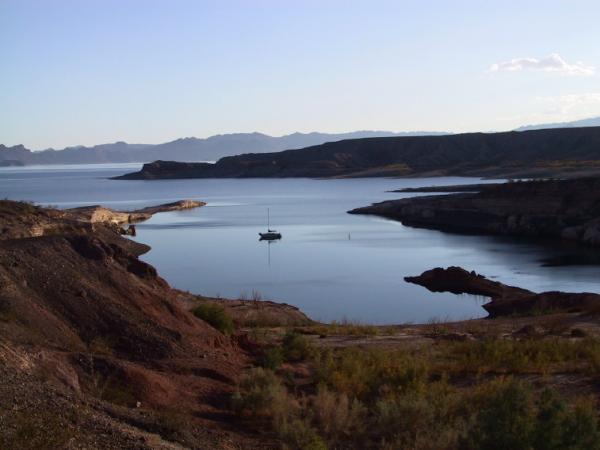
<box><xmin>2</xmin><ymin>129</ymin><xmax>445</xmax><ymax>152</ymax></box>
<box><xmin>2</xmin><ymin>0</ymin><xmax>599</xmax><ymax>149</ymax></box>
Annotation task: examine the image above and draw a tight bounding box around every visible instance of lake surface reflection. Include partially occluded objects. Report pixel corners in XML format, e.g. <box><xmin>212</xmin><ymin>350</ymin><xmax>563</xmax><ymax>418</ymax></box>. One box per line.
<box><xmin>2</xmin><ymin>164</ymin><xmax>599</xmax><ymax>324</ymax></box>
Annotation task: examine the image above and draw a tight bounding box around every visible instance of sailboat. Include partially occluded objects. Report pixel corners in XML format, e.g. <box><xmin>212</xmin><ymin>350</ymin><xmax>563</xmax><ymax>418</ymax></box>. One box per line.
<box><xmin>259</xmin><ymin>208</ymin><xmax>282</xmax><ymax>240</ymax></box>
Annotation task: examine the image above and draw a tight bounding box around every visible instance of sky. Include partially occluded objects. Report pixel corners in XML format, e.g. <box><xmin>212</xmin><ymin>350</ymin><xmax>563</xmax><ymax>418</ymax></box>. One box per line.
<box><xmin>1</xmin><ymin>0</ymin><xmax>599</xmax><ymax>150</ymax></box>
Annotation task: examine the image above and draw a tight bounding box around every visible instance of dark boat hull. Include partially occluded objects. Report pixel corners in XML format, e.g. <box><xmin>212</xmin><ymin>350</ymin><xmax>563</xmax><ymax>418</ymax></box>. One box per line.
<box><xmin>259</xmin><ymin>232</ymin><xmax>282</xmax><ymax>240</ymax></box>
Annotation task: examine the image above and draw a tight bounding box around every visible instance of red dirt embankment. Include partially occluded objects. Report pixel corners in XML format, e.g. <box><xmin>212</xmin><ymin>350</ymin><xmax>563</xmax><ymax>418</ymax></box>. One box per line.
<box><xmin>0</xmin><ymin>200</ymin><xmax>269</xmax><ymax>449</ymax></box>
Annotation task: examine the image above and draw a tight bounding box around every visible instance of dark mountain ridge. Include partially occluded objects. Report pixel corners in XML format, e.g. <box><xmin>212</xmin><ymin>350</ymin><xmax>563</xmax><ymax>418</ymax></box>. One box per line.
<box><xmin>116</xmin><ymin>126</ymin><xmax>600</xmax><ymax>180</ymax></box>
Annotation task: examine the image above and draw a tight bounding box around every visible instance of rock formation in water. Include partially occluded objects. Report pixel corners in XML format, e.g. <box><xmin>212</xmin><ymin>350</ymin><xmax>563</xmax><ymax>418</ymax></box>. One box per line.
<box><xmin>350</xmin><ymin>177</ymin><xmax>600</xmax><ymax>247</ymax></box>
<box><xmin>114</xmin><ymin>126</ymin><xmax>600</xmax><ymax>180</ymax></box>
<box><xmin>405</xmin><ymin>266</ymin><xmax>600</xmax><ymax>317</ymax></box>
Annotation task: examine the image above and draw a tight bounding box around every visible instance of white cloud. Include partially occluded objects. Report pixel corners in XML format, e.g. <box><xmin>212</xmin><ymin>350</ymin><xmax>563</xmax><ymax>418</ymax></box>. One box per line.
<box><xmin>497</xmin><ymin>93</ymin><xmax>600</xmax><ymax>126</ymax></box>
<box><xmin>538</xmin><ymin>93</ymin><xmax>600</xmax><ymax>115</ymax></box>
<box><xmin>489</xmin><ymin>53</ymin><xmax>594</xmax><ymax>76</ymax></box>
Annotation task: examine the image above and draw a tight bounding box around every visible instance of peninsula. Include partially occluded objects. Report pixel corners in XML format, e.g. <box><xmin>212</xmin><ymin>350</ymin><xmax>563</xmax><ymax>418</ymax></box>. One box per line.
<box><xmin>350</xmin><ymin>176</ymin><xmax>600</xmax><ymax>248</ymax></box>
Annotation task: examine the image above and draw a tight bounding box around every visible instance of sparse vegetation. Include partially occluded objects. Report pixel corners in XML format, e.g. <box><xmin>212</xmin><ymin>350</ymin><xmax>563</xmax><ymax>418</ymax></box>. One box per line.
<box><xmin>234</xmin><ymin>333</ymin><xmax>600</xmax><ymax>449</ymax></box>
<box><xmin>306</xmin><ymin>319</ymin><xmax>381</xmax><ymax>337</ymax></box>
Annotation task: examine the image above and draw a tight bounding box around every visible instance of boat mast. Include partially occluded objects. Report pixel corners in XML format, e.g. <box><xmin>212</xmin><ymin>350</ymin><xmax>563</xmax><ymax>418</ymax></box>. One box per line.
<box><xmin>267</xmin><ymin>208</ymin><xmax>270</xmax><ymax>230</ymax></box>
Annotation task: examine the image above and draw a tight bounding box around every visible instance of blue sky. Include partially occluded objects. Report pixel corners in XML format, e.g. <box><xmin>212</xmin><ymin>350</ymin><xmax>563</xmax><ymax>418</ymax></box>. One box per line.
<box><xmin>1</xmin><ymin>0</ymin><xmax>599</xmax><ymax>149</ymax></box>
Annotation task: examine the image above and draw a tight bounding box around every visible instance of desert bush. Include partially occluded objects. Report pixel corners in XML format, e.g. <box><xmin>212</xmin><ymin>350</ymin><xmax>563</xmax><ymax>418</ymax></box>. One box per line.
<box><xmin>465</xmin><ymin>378</ymin><xmax>600</xmax><ymax>450</ymax></box>
<box><xmin>313</xmin><ymin>347</ymin><xmax>429</xmax><ymax>400</ymax></box>
<box><xmin>558</xmin><ymin>400</ymin><xmax>600</xmax><ymax>450</ymax></box>
<box><xmin>192</xmin><ymin>303</ymin><xmax>234</xmax><ymax>335</ymax></box>
<box><xmin>231</xmin><ymin>368</ymin><xmax>295</xmax><ymax>424</ymax></box>
<box><xmin>310</xmin><ymin>386</ymin><xmax>365</xmax><ymax>441</ymax></box>
<box><xmin>282</xmin><ymin>331</ymin><xmax>313</xmax><ymax>362</ymax></box>
<box><xmin>276</xmin><ymin>419</ymin><xmax>328</xmax><ymax>450</ymax></box>
<box><xmin>259</xmin><ymin>346</ymin><xmax>285</xmax><ymax>370</ymax></box>
<box><xmin>465</xmin><ymin>378</ymin><xmax>535</xmax><ymax>450</ymax></box>
<box><xmin>373</xmin><ymin>379</ymin><xmax>464</xmax><ymax>450</ymax></box>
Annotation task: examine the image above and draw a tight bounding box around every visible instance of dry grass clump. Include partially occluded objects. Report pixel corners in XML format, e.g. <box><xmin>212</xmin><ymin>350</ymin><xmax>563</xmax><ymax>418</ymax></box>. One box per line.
<box><xmin>307</xmin><ymin>319</ymin><xmax>381</xmax><ymax>337</ymax></box>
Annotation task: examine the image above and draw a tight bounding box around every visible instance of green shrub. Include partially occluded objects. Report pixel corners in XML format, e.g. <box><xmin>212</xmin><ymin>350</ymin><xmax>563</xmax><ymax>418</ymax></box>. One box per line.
<box><xmin>311</xmin><ymin>386</ymin><xmax>365</xmax><ymax>441</ymax></box>
<box><xmin>192</xmin><ymin>303</ymin><xmax>234</xmax><ymax>335</ymax></box>
<box><xmin>466</xmin><ymin>378</ymin><xmax>535</xmax><ymax>450</ymax></box>
<box><xmin>466</xmin><ymin>378</ymin><xmax>600</xmax><ymax>450</ymax></box>
<box><xmin>231</xmin><ymin>368</ymin><xmax>295</xmax><ymax>423</ymax></box>
<box><xmin>560</xmin><ymin>400</ymin><xmax>600</xmax><ymax>450</ymax></box>
<box><xmin>282</xmin><ymin>331</ymin><xmax>313</xmax><ymax>362</ymax></box>
<box><xmin>277</xmin><ymin>419</ymin><xmax>328</xmax><ymax>450</ymax></box>
<box><xmin>533</xmin><ymin>388</ymin><xmax>569</xmax><ymax>450</ymax></box>
<box><xmin>313</xmin><ymin>347</ymin><xmax>428</xmax><ymax>400</ymax></box>
<box><xmin>259</xmin><ymin>347</ymin><xmax>285</xmax><ymax>370</ymax></box>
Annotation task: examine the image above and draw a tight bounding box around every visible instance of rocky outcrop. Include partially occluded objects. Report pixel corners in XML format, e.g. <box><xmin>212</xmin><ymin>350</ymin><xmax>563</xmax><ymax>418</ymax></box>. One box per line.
<box><xmin>115</xmin><ymin>127</ymin><xmax>600</xmax><ymax>180</ymax></box>
<box><xmin>350</xmin><ymin>177</ymin><xmax>600</xmax><ymax>247</ymax></box>
<box><xmin>133</xmin><ymin>199</ymin><xmax>204</xmax><ymax>215</ymax></box>
<box><xmin>66</xmin><ymin>205</ymin><xmax>151</xmax><ymax>224</ymax></box>
<box><xmin>405</xmin><ymin>266</ymin><xmax>600</xmax><ymax>317</ymax></box>
<box><xmin>67</xmin><ymin>199</ymin><xmax>205</xmax><ymax>225</ymax></box>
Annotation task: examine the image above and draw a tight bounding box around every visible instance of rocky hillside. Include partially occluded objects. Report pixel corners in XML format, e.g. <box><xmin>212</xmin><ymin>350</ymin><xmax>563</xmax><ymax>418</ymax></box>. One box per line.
<box><xmin>349</xmin><ymin>177</ymin><xmax>600</xmax><ymax>247</ymax></box>
<box><xmin>0</xmin><ymin>201</ymin><xmax>270</xmax><ymax>449</ymax></box>
<box><xmin>115</xmin><ymin>126</ymin><xmax>600</xmax><ymax>180</ymax></box>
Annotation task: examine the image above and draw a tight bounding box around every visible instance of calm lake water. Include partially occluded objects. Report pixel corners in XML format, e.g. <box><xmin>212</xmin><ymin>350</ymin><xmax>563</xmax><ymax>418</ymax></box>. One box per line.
<box><xmin>2</xmin><ymin>163</ymin><xmax>599</xmax><ymax>324</ymax></box>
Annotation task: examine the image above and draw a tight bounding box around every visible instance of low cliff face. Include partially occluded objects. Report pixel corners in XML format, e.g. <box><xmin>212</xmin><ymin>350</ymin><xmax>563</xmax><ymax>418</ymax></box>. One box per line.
<box><xmin>350</xmin><ymin>177</ymin><xmax>600</xmax><ymax>247</ymax></box>
<box><xmin>0</xmin><ymin>201</ymin><xmax>265</xmax><ymax>448</ymax></box>
<box><xmin>115</xmin><ymin>127</ymin><xmax>600</xmax><ymax>180</ymax></box>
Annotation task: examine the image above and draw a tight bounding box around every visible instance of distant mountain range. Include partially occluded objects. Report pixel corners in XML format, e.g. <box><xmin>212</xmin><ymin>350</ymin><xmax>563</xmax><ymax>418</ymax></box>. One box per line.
<box><xmin>0</xmin><ymin>131</ymin><xmax>446</xmax><ymax>166</ymax></box>
<box><xmin>116</xmin><ymin>127</ymin><xmax>600</xmax><ymax>180</ymax></box>
<box><xmin>515</xmin><ymin>116</ymin><xmax>600</xmax><ymax>131</ymax></box>
<box><xmin>4</xmin><ymin>117</ymin><xmax>600</xmax><ymax>167</ymax></box>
